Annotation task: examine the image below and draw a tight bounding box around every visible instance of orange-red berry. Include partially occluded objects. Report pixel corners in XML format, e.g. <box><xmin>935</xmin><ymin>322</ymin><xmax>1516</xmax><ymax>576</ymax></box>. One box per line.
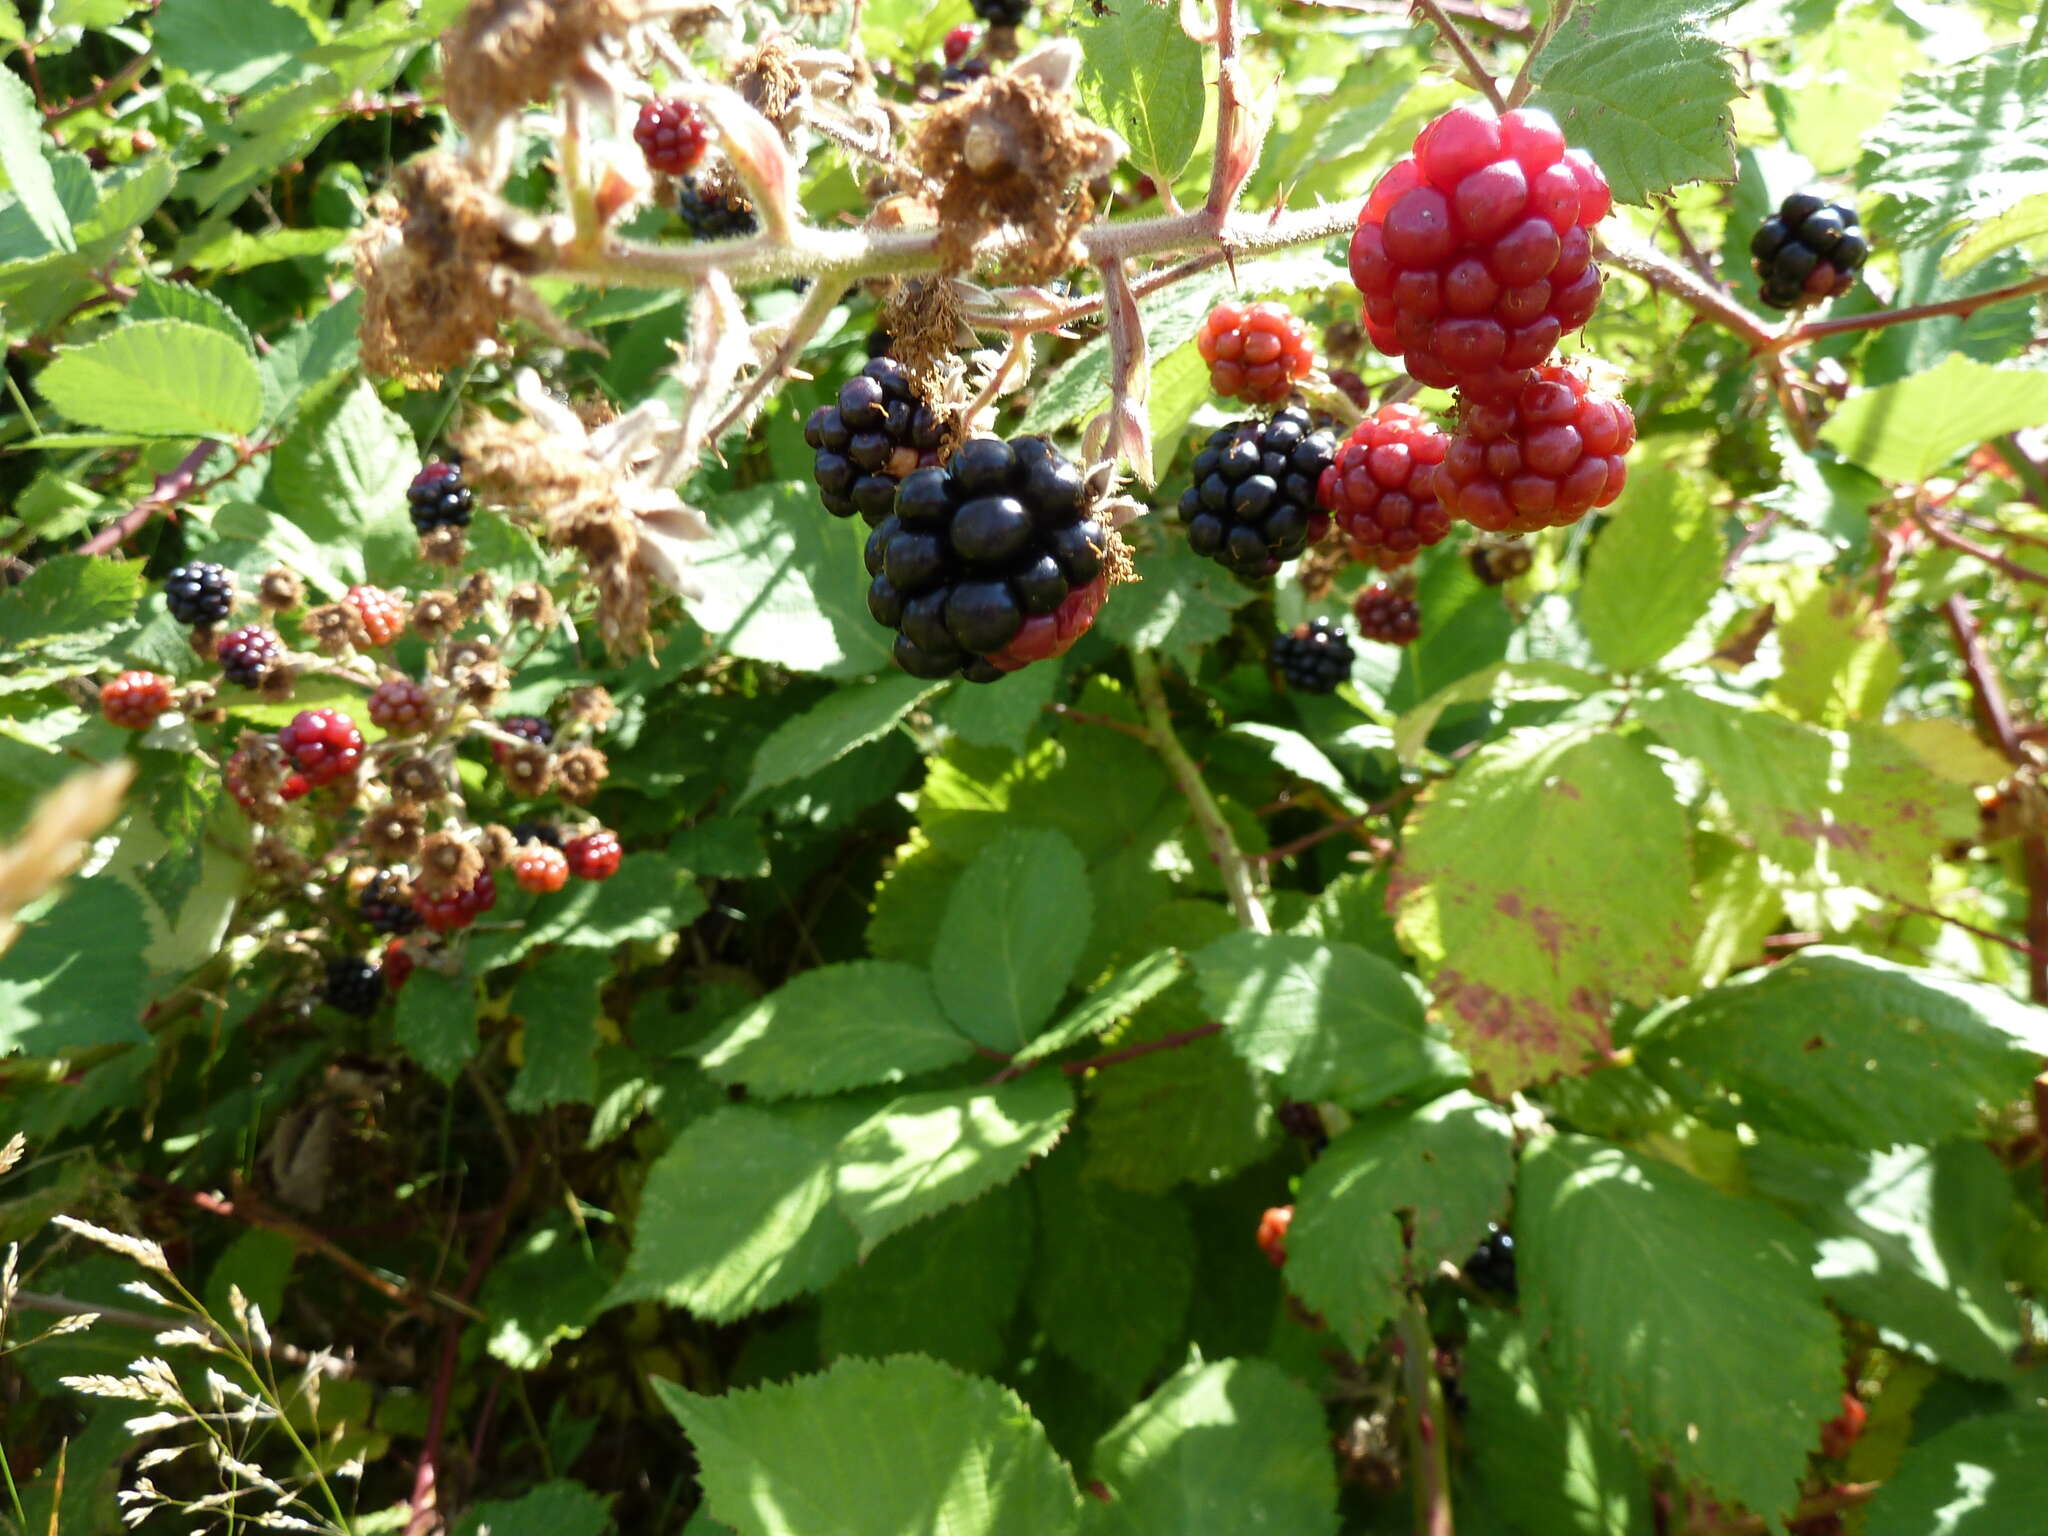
<box><xmin>1196</xmin><ymin>301</ymin><xmax>1316</xmax><ymax>405</ymax></box>
<box><xmin>513</xmin><ymin>845</ymin><xmax>570</xmax><ymax>894</ymax></box>
<box><xmin>100</xmin><ymin>671</ymin><xmax>173</xmax><ymax>731</ymax></box>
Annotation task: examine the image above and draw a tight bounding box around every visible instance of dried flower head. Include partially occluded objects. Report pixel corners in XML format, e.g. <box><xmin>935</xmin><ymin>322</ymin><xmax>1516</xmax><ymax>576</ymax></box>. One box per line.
<box><xmin>730</xmin><ymin>34</ymin><xmax>809</xmax><ymax>136</ymax></box>
<box><xmin>506</xmin><ymin>581</ymin><xmax>558</xmax><ymax>628</ymax></box>
<box><xmin>879</xmin><ymin>277</ymin><xmax>974</xmax><ymax>402</ymax></box>
<box><xmin>411</xmin><ymin>590</ymin><xmax>463</xmax><ymax>642</ymax></box>
<box><xmin>559</xmin><ymin>684</ymin><xmax>616</xmax><ymax>730</ymax></box>
<box><xmin>305</xmin><ymin>603</ymin><xmax>370</xmax><ymax>656</ymax></box>
<box><xmin>258</xmin><ymin>567</ymin><xmax>305</xmax><ymax>610</ymax></box>
<box><xmin>498</xmin><ymin>742</ymin><xmax>554</xmax><ymax>799</ymax></box>
<box><xmin>363</xmin><ymin>802</ymin><xmax>427</xmax><ymax>862</ymax></box>
<box><xmin>445</xmin><ymin>637</ymin><xmax>501</xmax><ymax>673</ymax></box>
<box><xmin>257</xmin><ymin>662</ymin><xmax>300</xmax><ymax>704</ymax></box>
<box><xmin>479</xmin><ymin>824</ymin><xmax>519</xmax><ymax>868</ymax></box>
<box><xmin>455</xmin><ymin>370</ymin><xmax>711</xmax><ymax>653</ymax></box>
<box><xmin>554</xmin><ymin>744</ymin><xmax>610</xmax><ymax>803</ymax></box>
<box><xmin>908</xmin><ymin>41</ymin><xmax>1125</xmax><ymax>283</ymax></box>
<box><xmin>456</xmin><ymin>570</ymin><xmax>497</xmax><ymax>619</ymax></box>
<box><xmin>456</xmin><ymin>660</ymin><xmax>511</xmax><ymax>710</ymax></box>
<box><xmin>354</xmin><ymin>154</ymin><xmax>581</xmax><ymax>385</ymax></box>
<box><xmin>388</xmin><ymin>756</ymin><xmax>451</xmax><ymax>803</ymax></box>
<box><xmin>249</xmin><ymin>838</ymin><xmax>308</xmax><ymax>884</ymax></box>
<box><xmin>442</xmin><ymin>0</ymin><xmax>651</xmax><ymax>146</ymax></box>
<box><xmin>416</xmin><ymin>831</ymin><xmax>485</xmax><ymax>897</ymax></box>
<box><xmin>179</xmin><ymin>682</ymin><xmax>224</xmax><ymax>725</ymax></box>
<box><xmin>421</xmin><ymin>525</ymin><xmax>470</xmax><ymax>568</ymax></box>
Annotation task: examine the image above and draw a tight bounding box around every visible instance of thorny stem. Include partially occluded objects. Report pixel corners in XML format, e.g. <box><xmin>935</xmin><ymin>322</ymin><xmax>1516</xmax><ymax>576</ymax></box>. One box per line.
<box><xmin>1912</xmin><ymin>507</ymin><xmax>2048</xmax><ymax>586</ymax></box>
<box><xmin>1204</xmin><ymin>0</ymin><xmax>1256</xmax><ymax>225</ymax></box>
<box><xmin>1501</xmin><ymin>0</ymin><xmax>1568</xmax><ymax>106</ymax></box>
<box><xmin>1758</xmin><ymin>268</ymin><xmax>2048</xmax><ymax>354</ymax></box>
<box><xmin>1130</xmin><ymin>650</ymin><xmax>1272</xmax><ymax>934</ymax></box>
<box><xmin>1412</xmin><ymin>0</ymin><xmax>1507</xmax><ymax>111</ymax></box>
<box><xmin>77</xmin><ymin>440</ymin><xmax>220</xmax><ymax>555</ymax></box>
<box><xmin>707</xmin><ymin>275</ymin><xmax>850</xmax><ymax>444</ymax></box>
<box><xmin>1094</xmin><ymin>256</ymin><xmax>1151</xmax><ymax>478</ymax></box>
<box><xmin>1395</xmin><ymin>1290</ymin><xmax>1454</xmax><ymax>1536</ymax></box>
<box><xmin>1597</xmin><ymin>232</ymin><xmax>1776</xmax><ymax>349</ymax></box>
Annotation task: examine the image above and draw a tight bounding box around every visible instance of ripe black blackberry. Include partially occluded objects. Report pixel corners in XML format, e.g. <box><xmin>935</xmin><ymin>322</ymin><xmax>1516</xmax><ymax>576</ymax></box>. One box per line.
<box><xmin>216</xmin><ymin>625</ymin><xmax>282</xmax><ymax>687</ymax></box>
<box><xmin>408</xmin><ymin>457</ymin><xmax>473</xmax><ymax>533</ymax></box>
<box><xmin>1751</xmin><ymin>192</ymin><xmax>1867</xmax><ymax>311</ymax></box>
<box><xmin>678</xmin><ymin>176</ymin><xmax>757</xmax><ymax>240</ymax></box>
<box><xmin>866</xmin><ymin>436</ymin><xmax>1113</xmax><ymax>681</ymax></box>
<box><xmin>970</xmin><ymin>0</ymin><xmax>1029</xmax><ymax>24</ymax></box>
<box><xmin>1177</xmin><ymin>407</ymin><xmax>1337</xmax><ymax>580</ymax></box>
<box><xmin>1463</xmin><ymin>1225</ymin><xmax>1517</xmax><ymax>1297</ymax></box>
<box><xmin>163</xmin><ymin>562</ymin><xmax>236</xmax><ymax>627</ymax></box>
<box><xmin>804</xmin><ymin>357</ymin><xmax>947</xmax><ymax>525</ymax></box>
<box><xmin>1270</xmin><ymin>618</ymin><xmax>1354</xmax><ymax>694</ymax></box>
<box><xmin>324</xmin><ymin>955</ymin><xmax>385</xmax><ymax>1017</ymax></box>
<box><xmin>359</xmin><ymin>874</ymin><xmax>421</xmax><ymax>936</ymax></box>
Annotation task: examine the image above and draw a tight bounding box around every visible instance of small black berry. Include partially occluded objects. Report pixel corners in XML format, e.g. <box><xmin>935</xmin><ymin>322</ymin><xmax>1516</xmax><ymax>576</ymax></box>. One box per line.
<box><xmin>1177</xmin><ymin>407</ymin><xmax>1338</xmax><ymax>580</ymax></box>
<box><xmin>163</xmin><ymin>562</ymin><xmax>236</xmax><ymax>627</ymax></box>
<box><xmin>678</xmin><ymin>176</ymin><xmax>758</xmax><ymax>241</ymax></box>
<box><xmin>408</xmin><ymin>460</ymin><xmax>473</xmax><ymax>533</ymax></box>
<box><xmin>324</xmin><ymin>955</ymin><xmax>385</xmax><ymax>1017</ymax></box>
<box><xmin>804</xmin><ymin>357</ymin><xmax>946</xmax><ymax>524</ymax></box>
<box><xmin>1463</xmin><ymin>1225</ymin><xmax>1517</xmax><ymax>1297</ymax></box>
<box><xmin>359</xmin><ymin>873</ymin><xmax>422</xmax><ymax>935</ymax></box>
<box><xmin>1752</xmin><ymin>192</ymin><xmax>1865</xmax><ymax>311</ymax></box>
<box><xmin>1270</xmin><ymin>618</ymin><xmax>1354</xmax><ymax>694</ymax></box>
<box><xmin>970</xmin><ymin>0</ymin><xmax>1029</xmax><ymax>25</ymax></box>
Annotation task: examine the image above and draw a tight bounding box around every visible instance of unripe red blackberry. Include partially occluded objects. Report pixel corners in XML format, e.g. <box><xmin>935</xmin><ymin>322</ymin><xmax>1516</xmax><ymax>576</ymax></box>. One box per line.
<box><xmin>869</xmin><ymin>436</ymin><xmax>1115</xmax><ymax>680</ymax></box>
<box><xmin>101</xmin><ymin>671</ymin><xmax>173</xmax><ymax>730</ymax></box>
<box><xmin>414</xmin><ymin>870</ymin><xmax>497</xmax><ymax>932</ymax></box>
<box><xmin>1196</xmin><ymin>301</ymin><xmax>1316</xmax><ymax>405</ymax></box>
<box><xmin>368</xmin><ymin>677</ymin><xmax>433</xmax><ymax>734</ymax></box>
<box><xmin>383</xmin><ymin>938</ymin><xmax>416</xmax><ymax>992</ymax></box>
<box><xmin>1350</xmin><ymin>103</ymin><xmax>1610</xmax><ymax>399</ymax></box>
<box><xmin>1176</xmin><ymin>406</ymin><xmax>1337</xmax><ymax>580</ymax></box>
<box><xmin>513</xmin><ymin>844</ymin><xmax>571</xmax><ymax>894</ymax></box>
<box><xmin>633</xmin><ymin>98</ymin><xmax>710</xmax><ymax>176</ymax></box>
<box><xmin>344</xmin><ymin>586</ymin><xmax>405</xmax><ymax>647</ymax></box>
<box><xmin>278</xmin><ymin>708</ymin><xmax>365</xmax><ymax>787</ymax></box>
<box><xmin>163</xmin><ymin>562</ymin><xmax>236</xmax><ymax>627</ymax></box>
<box><xmin>1751</xmin><ymin>192</ymin><xmax>1866</xmax><ymax>310</ymax></box>
<box><xmin>1270</xmin><ymin>618</ymin><xmax>1354</xmax><ymax>694</ymax></box>
<box><xmin>216</xmin><ymin>626</ymin><xmax>283</xmax><ymax>687</ymax></box>
<box><xmin>1257</xmin><ymin>1205</ymin><xmax>1293</xmax><ymax>1268</ymax></box>
<box><xmin>1435</xmin><ymin>364</ymin><xmax>1635</xmax><ymax>535</ymax></box>
<box><xmin>407</xmin><ymin>459</ymin><xmax>472</xmax><ymax>533</ymax></box>
<box><xmin>1468</xmin><ymin>540</ymin><xmax>1533</xmax><ymax>585</ymax></box>
<box><xmin>943</xmin><ymin>24</ymin><xmax>977</xmax><ymax>63</ymax></box>
<box><xmin>565</xmin><ymin>830</ymin><xmax>623</xmax><ymax>881</ymax></box>
<box><xmin>804</xmin><ymin>356</ymin><xmax>947</xmax><ymax>524</ymax></box>
<box><xmin>1318</xmin><ymin>403</ymin><xmax>1452</xmax><ymax>566</ymax></box>
<box><xmin>1353</xmin><ymin>583</ymin><xmax>1421</xmax><ymax>646</ymax></box>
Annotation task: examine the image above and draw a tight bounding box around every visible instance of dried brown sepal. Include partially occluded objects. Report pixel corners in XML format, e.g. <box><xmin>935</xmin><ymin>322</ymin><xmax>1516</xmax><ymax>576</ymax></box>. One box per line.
<box><xmin>499</xmin><ymin>742</ymin><xmax>555</xmax><ymax>798</ymax></box>
<box><xmin>417</xmin><ymin>831</ymin><xmax>485</xmax><ymax>898</ymax></box>
<box><xmin>388</xmin><ymin>756</ymin><xmax>452</xmax><ymax>803</ymax></box>
<box><xmin>187</xmin><ymin>625</ymin><xmax>218</xmax><ymax>658</ymax></box>
<box><xmin>1101</xmin><ymin>524</ymin><xmax>1137</xmax><ymax>589</ymax></box>
<box><xmin>259</xmin><ymin>567</ymin><xmax>305</xmax><ymax>610</ymax></box>
<box><xmin>1294</xmin><ymin>541</ymin><xmax>1347</xmax><ymax>604</ymax></box>
<box><xmin>554</xmin><ymin>745</ymin><xmax>610</xmax><ymax>803</ymax></box>
<box><xmin>420</xmin><ymin>525</ymin><xmax>470</xmax><ymax>569</ymax></box>
<box><xmin>879</xmin><ymin>277</ymin><xmax>973</xmax><ymax>403</ymax></box>
<box><xmin>441</xmin><ymin>0</ymin><xmax>640</xmax><ymax>139</ymax></box>
<box><xmin>411</xmin><ymin>591</ymin><xmax>464</xmax><ymax>642</ymax></box>
<box><xmin>306</xmin><ymin>603</ymin><xmax>370</xmax><ymax>656</ymax></box>
<box><xmin>559</xmin><ymin>684</ymin><xmax>616</xmax><ymax>730</ymax></box>
<box><xmin>179</xmin><ymin>682</ymin><xmax>224</xmax><ymax>724</ymax></box>
<box><xmin>364</xmin><ymin>802</ymin><xmax>428</xmax><ymax>863</ymax></box>
<box><xmin>506</xmin><ymin>581</ymin><xmax>558</xmax><ymax>628</ymax></box>
<box><xmin>479</xmin><ymin>824</ymin><xmax>520</xmax><ymax>868</ymax></box>
<box><xmin>258</xmin><ymin>663</ymin><xmax>300</xmax><ymax>704</ymax></box>
<box><xmin>907</xmin><ymin>68</ymin><xmax>1121</xmax><ymax>283</ymax></box>
<box><xmin>456</xmin><ymin>571</ymin><xmax>497</xmax><ymax>619</ymax></box>
<box><xmin>731</xmin><ymin>35</ymin><xmax>808</xmax><ymax>137</ymax></box>
<box><xmin>456</xmin><ymin>660</ymin><xmax>511</xmax><ymax>710</ymax></box>
<box><xmin>249</xmin><ymin>838</ymin><xmax>309</xmax><ymax>884</ymax></box>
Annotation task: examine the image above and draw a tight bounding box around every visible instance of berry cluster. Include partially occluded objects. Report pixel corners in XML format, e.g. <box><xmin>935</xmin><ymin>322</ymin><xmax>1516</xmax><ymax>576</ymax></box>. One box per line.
<box><xmin>494</xmin><ymin>714</ymin><xmax>555</xmax><ymax>763</ymax></box>
<box><xmin>368</xmin><ymin>677</ymin><xmax>433</xmax><ymax>733</ymax></box>
<box><xmin>633</xmin><ymin>98</ymin><xmax>709</xmax><ymax>177</ymax></box>
<box><xmin>1176</xmin><ymin>407</ymin><xmax>1337</xmax><ymax>580</ymax></box>
<box><xmin>1350</xmin><ymin>103</ymin><xmax>1609</xmax><ymax>400</ymax></box>
<box><xmin>1256</xmin><ymin>1205</ymin><xmax>1293</xmax><ymax>1268</ymax></box>
<box><xmin>1435</xmin><ymin>364</ymin><xmax>1635</xmax><ymax>535</ymax></box>
<box><xmin>416</xmin><ymin>870</ymin><xmax>498</xmax><ymax>933</ymax></box>
<box><xmin>804</xmin><ymin>357</ymin><xmax>946</xmax><ymax>524</ymax></box>
<box><xmin>359</xmin><ymin>873</ymin><xmax>421</xmax><ymax>935</ymax></box>
<box><xmin>1270</xmin><ymin>618</ymin><xmax>1354</xmax><ymax>694</ymax></box>
<box><xmin>1353</xmin><ymin>582</ymin><xmax>1421</xmax><ymax>647</ymax></box>
<box><xmin>1463</xmin><ymin>1224</ymin><xmax>1516</xmax><ymax>1296</ymax></box>
<box><xmin>345</xmin><ymin>586</ymin><xmax>405</xmax><ymax>647</ymax></box>
<box><xmin>565</xmin><ymin>830</ymin><xmax>622</xmax><ymax>881</ymax></box>
<box><xmin>678</xmin><ymin>177</ymin><xmax>757</xmax><ymax>240</ymax></box>
<box><xmin>217</xmin><ymin>626</ymin><xmax>283</xmax><ymax>687</ymax></box>
<box><xmin>1318</xmin><ymin>403</ymin><xmax>1452</xmax><ymax>567</ymax></box>
<box><xmin>867</xmin><ymin>436</ymin><xmax>1111</xmax><ymax>681</ymax></box>
<box><xmin>278</xmin><ymin>708</ymin><xmax>366</xmax><ymax>789</ymax></box>
<box><xmin>407</xmin><ymin>458</ymin><xmax>472</xmax><ymax>534</ymax></box>
<box><xmin>1751</xmin><ymin>192</ymin><xmax>1866</xmax><ymax>311</ymax></box>
<box><xmin>1196</xmin><ymin>301</ymin><xmax>1316</xmax><ymax>406</ymax></box>
<box><xmin>163</xmin><ymin>562</ymin><xmax>236</xmax><ymax>627</ymax></box>
<box><xmin>100</xmin><ymin>671</ymin><xmax>173</xmax><ymax>731</ymax></box>
<box><xmin>514</xmin><ymin>844</ymin><xmax>571</xmax><ymax>894</ymax></box>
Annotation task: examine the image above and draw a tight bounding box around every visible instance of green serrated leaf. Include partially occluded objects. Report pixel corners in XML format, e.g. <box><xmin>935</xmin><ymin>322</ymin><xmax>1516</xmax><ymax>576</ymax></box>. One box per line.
<box><xmin>393</xmin><ymin>970</ymin><xmax>477</xmax><ymax>1083</ymax></box>
<box><xmin>1521</xmin><ymin>1136</ymin><xmax>1841</xmax><ymax>1524</ymax></box>
<box><xmin>610</xmin><ymin>1101</ymin><xmax>868</xmax><ymax>1321</ymax></box>
<box><xmin>1029</xmin><ymin>1149</ymin><xmax>1192</xmax><ymax>1395</ymax></box>
<box><xmin>938</xmin><ymin>659</ymin><xmax>1056</xmax><ymax>754</ymax></box>
<box><xmin>819</xmin><ymin>1184</ymin><xmax>1032</xmax><ymax>1373</ymax></box>
<box><xmin>480</xmin><ymin>1225</ymin><xmax>615</xmax><ymax>1371</ymax></box>
<box><xmin>1390</xmin><ymin>659</ymin><xmax>1605</xmax><ymax>764</ymax></box>
<box><xmin>1859</xmin><ymin>46</ymin><xmax>2048</xmax><ymax>250</ymax></box>
<box><xmin>931</xmin><ymin>827</ymin><xmax>1093</xmax><ymax>1051</ymax></box>
<box><xmin>741</xmin><ymin>674</ymin><xmax>940</xmax><ymax>804</ymax></box>
<box><xmin>1527</xmin><ymin>0</ymin><xmax>1739</xmax><ymax>203</ymax></box>
<box><xmin>0</xmin><ymin>879</ymin><xmax>151</xmax><ymax>1056</ymax></box>
<box><xmin>1082</xmin><ymin>1358</ymin><xmax>1339</xmax><ymax>1536</ymax></box>
<box><xmin>37</xmin><ymin>320</ymin><xmax>263</xmax><ymax>437</ymax></box>
<box><xmin>1193</xmin><ymin>932</ymin><xmax>1463</xmax><ymax>1107</ymax></box>
<box><xmin>1639</xmin><ymin>948</ymin><xmax>2048</xmax><ymax>1149</ymax></box>
<box><xmin>450</xmin><ymin>1480</ymin><xmax>610</xmax><ymax>1536</ymax></box>
<box><xmin>1286</xmin><ymin>1092</ymin><xmax>1514</xmax><ymax>1355</ymax></box>
<box><xmin>467</xmin><ymin>855</ymin><xmax>705</xmax><ymax>970</ymax></box>
<box><xmin>0</xmin><ymin>68</ymin><xmax>74</xmax><ymax>254</ymax></box>
<box><xmin>1093</xmin><ymin>533</ymin><xmax>1255</xmax><ymax>661</ymax></box>
<box><xmin>1393</xmin><ymin>725</ymin><xmax>1696</xmax><ymax>1090</ymax></box>
<box><xmin>1074</xmin><ymin>2</ymin><xmax>1204</xmax><ymax>185</ymax></box>
<box><xmin>1942</xmin><ymin>189</ymin><xmax>2048</xmax><ymax>278</ymax></box>
<box><xmin>1820</xmin><ymin>355</ymin><xmax>2048</xmax><ymax>485</ymax></box>
<box><xmin>154</xmin><ymin>0</ymin><xmax>322</xmax><ymax>95</ymax></box>
<box><xmin>1862</xmin><ymin>1410</ymin><xmax>2048</xmax><ymax>1536</ymax></box>
<box><xmin>0</xmin><ymin>556</ymin><xmax>144</xmax><ymax>657</ymax></box>
<box><xmin>1577</xmin><ymin>460</ymin><xmax>1723</xmax><ymax>672</ymax></box>
<box><xmin>1016</xmin><ymin>948</ymin><xmax>1186</xmax><ymax>1064</ymax></box>
<box><xmin>506</xmin><ymin>951</ymin><xmax>605</xmax><ymax>1111</ymax></box>
<box><xmin>695</xmin><ymin>961</ymin><xmax>977</xmax><ymax>1098</ymax></box>
<box><xmin>265</xmin><ymin>379</ymin><xmax>415</xmax><ymax>552</ymax></box>
<box><xmin>834</xmin><ymin>1073</ymin><xmax>1074</xmax><ymax>1250</ymax></box>
<box><xmin>127</xmin><ymin>274</ymin><xmax>255</xmax><ymax>354</ymax></box>
<box><xmin>657</xmin><ymin>1356</ymin><xmax>1081</xmax><ymax>1536</ymax></box>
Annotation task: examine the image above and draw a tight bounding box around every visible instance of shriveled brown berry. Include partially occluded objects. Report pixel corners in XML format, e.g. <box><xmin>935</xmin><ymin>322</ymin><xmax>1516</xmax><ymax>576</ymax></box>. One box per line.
<box><xmin>555</xmin><ymin>744</ymin><xmax>609</xmax><ymax>803</ymax></box>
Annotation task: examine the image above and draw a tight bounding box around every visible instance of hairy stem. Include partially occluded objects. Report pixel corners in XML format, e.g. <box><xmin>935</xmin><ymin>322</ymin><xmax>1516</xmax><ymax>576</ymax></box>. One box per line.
<box><xmin>1396</xmin><ymin>1291</ymin><xmax>1454</xmax><ymax>1536</ymax></box>
<box><xmin>1501</xmin><ymin>0</ymin><xmax>1569</xmax><ymax>106</ymax></box>
<box><xmin>1130</xmin><ymin>651</ymin><xmax>1272</xmax><ymax>933</ymax></box>
<box><xmin>1759</xmin><ymin>268</ymin><xmax>2048</xmax><ymax>354</ymax></box>
<box><xmin>1413</xmin><ymin>0</ymin><xmax>1507</xmax><ymax>110</ymax></box>
<box><xmin>1597</xmin><ymin>232</ymin><xmax>1775</xmax><ymax>349</ymax></box>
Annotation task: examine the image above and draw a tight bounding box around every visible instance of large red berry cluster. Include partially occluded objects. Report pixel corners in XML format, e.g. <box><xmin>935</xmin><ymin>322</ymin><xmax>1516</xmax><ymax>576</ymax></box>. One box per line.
<box><xmin>278</xmin><ymin>708</ymin><xmax>365</xmax><ymax>788</ymax></box>
<box><xmin>1317</xmin><ymin>403</ymin><xmax>1452</xmax><ymax>566</ymax></box>
<box><xmin>415</xmin><ymin>870</ymin><xmax>498</xmax><ymax>932</ymax></box>
<box><xmin>1436</xmin><ymin>364</ymin><xmax>1636</xmax><ymax>534</ymax></box>
<box><xmin>634</xmin><ymin>98</ymin><xmax>710</xmax><ymax>176</ymax></box>
<box><xmin>1349</xmin><ymin>103</ymin><xmax>1608</xmax><ymax>400</ymax></box>
<box><xmin>1196</xmin><ymin>302</ymin><xmax>1316</xmax><ymax>405</ymax></box>
<box><xmin>101</xmin><ymin>671</ymin><xmax>173</xmax><ymax>730</ymax></box>
<box><xmin>513</xmin><ymin>845</ymin><xmax>570</xmax><ymax>894</ymax></box>
<box><xmin>565</xmin><ymin>830</ymin><xmax>622</xmax><ymax>881</ymax></box>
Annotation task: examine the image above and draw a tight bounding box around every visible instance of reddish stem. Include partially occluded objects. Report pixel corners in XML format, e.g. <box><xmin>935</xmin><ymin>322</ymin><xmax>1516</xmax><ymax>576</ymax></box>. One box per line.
<box><xmin>78</xmin><ymin>441</ymin><xmax>220</xmax><ymax>555</ymax></box>
<box><xmin>1759</xmin><ymin>270</ymin><xmax>2048</xmax><ymax>355</ymax></box>
<box><xmin>1060</xmin><ymin>1021</ymin><xmax>1222</xmax><ymax>1075</ymax></box>
<box><xmin>1912</xmin><ymin>508</ymin><xmax>2048</xmax><ymax>586</ymax></box>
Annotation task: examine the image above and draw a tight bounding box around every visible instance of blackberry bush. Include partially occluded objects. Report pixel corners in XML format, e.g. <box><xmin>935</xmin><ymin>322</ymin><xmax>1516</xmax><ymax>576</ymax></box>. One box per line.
<box><xmin>1176</xmin><ymin>406</ymin><xmax>1337</xmax><ymax>580</ymax></box>
<box><xmin>1270</xmin><ymin>618</ymin><xmax>1354</xmax><ymax>694</ymax></box>
<box><xmin>1751</xmin><ymin>192</ymin><xmax>1867</xmax><ymax>310</ymax></box>
<box><xmin>866</xmin><ymin>436</ymin><xmax>1114</xmax><ymax>680</ymax></box>
<box><xmin>162</xmin><ymin>562</ymin><xmax>236</xmax><ymax>627</ymax></box>
<box><xmin>804</xmin><ymin>357</ymin><xmax>946</xmax><ymax>523</ymax></box>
